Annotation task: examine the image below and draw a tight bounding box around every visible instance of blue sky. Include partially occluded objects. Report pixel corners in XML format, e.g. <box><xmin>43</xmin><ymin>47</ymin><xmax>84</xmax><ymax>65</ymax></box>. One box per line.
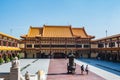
<box><xmin>0</xmin><ymin>0</ymin><xmax>120</xmax><ymax>39</ymax></box>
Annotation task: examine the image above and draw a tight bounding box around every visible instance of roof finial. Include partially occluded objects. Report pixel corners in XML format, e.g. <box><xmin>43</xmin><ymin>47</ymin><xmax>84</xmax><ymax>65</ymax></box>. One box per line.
<box><xmin>43</xmin><ymin>24</ymin><xmax>45</xmax><ymax>26</ymax></box>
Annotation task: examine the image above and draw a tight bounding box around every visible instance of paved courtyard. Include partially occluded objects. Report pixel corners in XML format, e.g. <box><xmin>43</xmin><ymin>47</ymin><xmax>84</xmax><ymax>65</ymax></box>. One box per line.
<box><xmin>77</xmin><ymin>58</ymin><xmax>120</xmax><ymax>75</ymax></box>
<box><xmin>0</xmin><ymin>58</ymin><xmax>120</xmax><ymax>80</ymax></box>
<box><xmin>47</xmin><ymin>59</ymin><xmax>105</xmax><ymax>80</ymax></box>
<box><xmin>0</xmin><ymin>59</ymin><xmax>50</xmax><ymax>80</ymax></box>
<box><xmin>75</xmin><ymin>59</ymin><xmax>120</xmax><ymax>80</ymax></box>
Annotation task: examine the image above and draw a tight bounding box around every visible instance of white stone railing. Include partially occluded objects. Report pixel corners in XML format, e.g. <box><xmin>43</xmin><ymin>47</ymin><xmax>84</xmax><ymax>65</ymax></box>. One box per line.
<box><xmin>0</xmin><ymin>78</ymin><xmax>4</xmax><ymax>80</ymax></box>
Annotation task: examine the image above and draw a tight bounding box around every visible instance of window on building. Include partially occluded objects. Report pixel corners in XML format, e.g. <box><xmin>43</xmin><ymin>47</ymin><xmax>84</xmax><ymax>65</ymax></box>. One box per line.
<box><xmin>98</xmin><ymin>43</ymin><xmax>104</xmax><ymax>48</ymax></box>
<box><xmin>76</xmin><ymin>44</ymin><xmax>82</xmax><ymax>48</ymax></box>
<box><xmin>84</xmin><ymin>44</ymin><xmax>90</xmax><ymax>48</ymax></box>
<box><xmin>51</xmin><ymin>45</ymin><xmax>66</xmax><ymax>47</ymax></box>
<box><xmin>109</xmin><ymin>42</ymin><xmax>115</xmax><ymax>47</ymax></box>
<box><xmin>27</xmin><ymin>44</ymin><xmax>32</xmax><ymax>48</ymax></box>
<box><xmin>12</xmin><ymin>43</ymin><xmax>15</xmax><ymax>47</ymax></box>
<box><xmin>34</xmin><ymin>44</ymin><xmax>40</xmax><ymax>48</ymax></box>
<box><xmin>3</xmin><ymin>41</ymin><xmax>6</xmax><ymax>46</ymax></box>
<box><xmin>41</xmin><ymin>45</ymin><xmax>50</xmax><ymax>47</ymax></box>
<box><xmin>67</xmin><ymin>45</ymin><xmax>75</xmax><ymax>47</ymax></box>
<box><xmin>8</xmin><ymin>42</ymin><xmax>11</xmax><ymax>46</ymax></box>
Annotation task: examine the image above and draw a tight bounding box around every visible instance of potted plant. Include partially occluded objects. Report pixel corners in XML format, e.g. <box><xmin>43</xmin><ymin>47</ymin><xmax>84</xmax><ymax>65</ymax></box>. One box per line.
<box><xmin>0</xmin><ymin>57</ymin><xmax>4</xmax><ymax>64</ymax></box>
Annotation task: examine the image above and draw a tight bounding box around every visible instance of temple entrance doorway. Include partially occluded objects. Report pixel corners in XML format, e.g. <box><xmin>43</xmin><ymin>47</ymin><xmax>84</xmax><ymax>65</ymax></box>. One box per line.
<box><xmin>53</xmin><ymin>52</ymin><xmax>66</xmax><ymax>58</ymax></box>
<box><xmin>36</xmin><ymin>52</ymin><xmax>41</xmax><ymax>58</ymax></box>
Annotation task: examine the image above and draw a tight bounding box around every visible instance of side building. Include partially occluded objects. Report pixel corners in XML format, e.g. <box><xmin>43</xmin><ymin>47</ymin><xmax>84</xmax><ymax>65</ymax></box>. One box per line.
<box><xmin>0</xmin><ymin>32</ymin><xmax>21</xmax><ymax>64</ymax></box>
<box><xmin>91</xmin><ymin>34</ymin><xmax>120</xmax><ymax>62</ymax></box>
<box><xmin>20</xmin><ymin>25</ymin><xmax>94</xmax><ymax>58</ymax></box>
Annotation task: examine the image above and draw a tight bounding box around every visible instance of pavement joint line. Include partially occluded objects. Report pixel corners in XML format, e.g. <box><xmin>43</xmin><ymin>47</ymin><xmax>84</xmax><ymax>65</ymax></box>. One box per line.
<box><xmin>20</xmin><ymin>64</ymin><xmax>31</xmax><ymax>71</ymax></box>
<box><xmin>20</xmin><ymin>59</ymin><xmax>38</xmax><ymax>71</ymax></box>
<box><xmin>32</xmin><ymin>59</ymin><xmax>39</xmax><ymax>63</ymax></box>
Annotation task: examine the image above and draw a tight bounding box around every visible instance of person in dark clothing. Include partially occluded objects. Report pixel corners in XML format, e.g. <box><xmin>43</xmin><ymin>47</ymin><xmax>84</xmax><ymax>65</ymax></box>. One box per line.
<box><xmin>81</xmin><ymin>65</ymin><xmax>84</xmax><ymax>74</ymax></box>
<box><xmin>85</xmin><ymin>65</ymin><xmax>89</xmax><ymax>75</ymax></box>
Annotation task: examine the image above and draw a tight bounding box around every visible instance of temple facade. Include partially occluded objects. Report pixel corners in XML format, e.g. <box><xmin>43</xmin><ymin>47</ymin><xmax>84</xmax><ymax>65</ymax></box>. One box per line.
<box><xmin>0</xmin><ymin>32</ymin><xmax>21</xmax><ymax>64</ymax></box>
<box><xmin>1</xmin><ymin>25</ymin><xmax>119</xmax><ymax>62</ymax></box>
<box><xmin>20</xmin><ymin>25</ymin><xmax>94</xmax><ymax>58</ymax></box>
<box><xmin>91</xmin><ymin>34</ymin><xmax>120</xmax><ymax>62</ymax></box>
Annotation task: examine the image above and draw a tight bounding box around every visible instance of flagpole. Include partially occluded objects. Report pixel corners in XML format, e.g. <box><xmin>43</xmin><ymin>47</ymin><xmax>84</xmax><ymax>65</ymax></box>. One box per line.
<box><xmin>106</xmin><ymin>30</ymin><xmax>107</xmax><ymax>37</ymax></box>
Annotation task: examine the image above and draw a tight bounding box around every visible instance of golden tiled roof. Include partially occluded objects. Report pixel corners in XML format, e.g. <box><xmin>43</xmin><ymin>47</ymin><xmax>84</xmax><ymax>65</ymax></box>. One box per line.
<box><xmin>0</xmin><ymin>32</ymin><xmax>19</xmax><ymax>40</ymax></box>
<box><xmin>43</xmin><ymin>25</ymin><xmax>73</xmax><ymax>37</ymax></box>
<box><xmin>27</xmin><ymin>27</ymin><xmax>42</xmax><ymax>37</ymax></box>
<box><xmin>0</xmin><ymin>46</ymin><xmax>21</xmax><ymax>51</ymax></box>
<box><xmin>23</xmin><ymin>25</ymin><xmax>93</xmax><ymax>38</ymax></box>
<box><xmin>72</xmin><ymin>28</ymin><xmax>88</xmax><ymax>38</ymax></box>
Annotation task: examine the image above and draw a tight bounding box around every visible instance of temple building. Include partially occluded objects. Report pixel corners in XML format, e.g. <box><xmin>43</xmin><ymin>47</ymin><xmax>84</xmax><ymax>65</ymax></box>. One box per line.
<box><xmin>20</xmin><ymin>25</ymin><xmax>94</xmax><ymax>58</ymax></box>
<box><xmin>1</xmin><ymin>25</ymin><xmax>120</xmax><ymax>62</ymax></box>
<box><xmin>0</xmin><ymin>32</ymin><xmax>21</xmax><ymax>64</ymax></box>
<box><xmin>91</xmin><ymin>34</ymin><xmax>120</xmax><ymax>62</ymax></box>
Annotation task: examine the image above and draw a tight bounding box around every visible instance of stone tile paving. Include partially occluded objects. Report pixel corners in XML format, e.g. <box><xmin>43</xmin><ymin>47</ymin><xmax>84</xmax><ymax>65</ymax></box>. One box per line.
<box><xmin>0</xmin><ymin>62</ymin><xmax>11</xmax><ymax>73</ymax></box>
<box><xmin>20</xmin><ymin>59</ymin><xmax>36</xmax><ymax>69</ymax></box>
<box><xmin>47</xmin><ymin>59</ymin><xmax>105</xmax><ymax>80</ymax></box>
<box><xmin>0</xmin><ymin>59</ymin><xmax>50</xmax><ymax>80</ymax></box>
<box><xmin>75</xmin><ymin>59</ymin><xmax>120</xmax><ymax>80</ymax></box>
<box><xmin>21</xmin><ymin>59</ymin><xmax>50</xmax><ymax>75</ymax></box>
<box><xmin>0</xmin><ymin>59</ymin><xmax>35</xmax><ymax>73</ymax></box>
<box><xmin>77</xmin><ymin>58</ymin><xmax>120</xmax><ymax>75</ymax></box>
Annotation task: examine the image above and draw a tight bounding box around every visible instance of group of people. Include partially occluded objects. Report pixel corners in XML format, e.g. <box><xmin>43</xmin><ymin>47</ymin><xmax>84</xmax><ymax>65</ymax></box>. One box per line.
<box><xmin>81</xmin><ymin>65</ymin><xmax>89</xmax><ymax>75</ymax></box>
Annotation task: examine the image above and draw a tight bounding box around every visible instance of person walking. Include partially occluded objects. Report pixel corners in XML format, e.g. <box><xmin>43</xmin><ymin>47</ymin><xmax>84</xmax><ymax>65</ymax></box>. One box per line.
<box><xmin>85</xmin><ymin>65</ymin><xmax>89</xmax><ymax>75</ymax></box>
<box><xmin>81</xmin><ymin>65</ymin><xmax>84</xmax><ymax>74</ymax></box>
